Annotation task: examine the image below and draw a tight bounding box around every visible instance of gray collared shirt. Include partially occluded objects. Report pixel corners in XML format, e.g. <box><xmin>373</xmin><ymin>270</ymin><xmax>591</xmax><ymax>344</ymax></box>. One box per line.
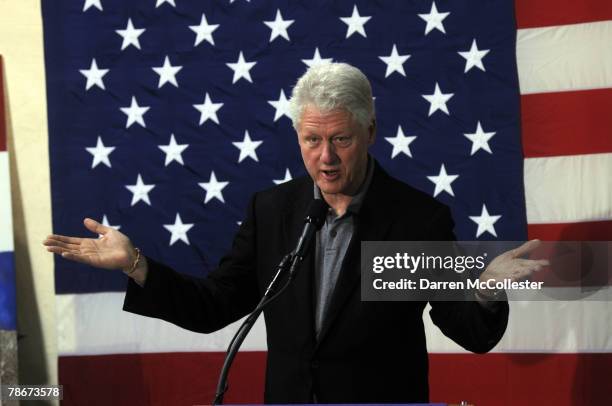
<box><xmin>313</xmin><ymin>157</ymin><xmax>374</xmax><ymax>334</ymax></box>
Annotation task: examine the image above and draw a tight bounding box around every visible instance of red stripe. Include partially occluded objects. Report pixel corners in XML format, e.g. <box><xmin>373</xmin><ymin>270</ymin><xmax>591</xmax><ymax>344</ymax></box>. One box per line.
<box><xmin>430</xmin><ymin>353</ymin><xmax>612</xmax><ymax>406</ymax></box>
<box><xmin>59</xmin><ymin>352</ymin><xmax>266</xmax><ymax>406</ymax></box>
<box><xmin>526</xmin><ymin>223</ymin><xmax>612</xmax><ymax>287</ymax></box>
<box><xmin>59</xmin><ymin>352</ymin><xmax>612</xmax><ymax>405</ymax></box>
<box><xmin>528</xmin><ymin>220</ymin><xmax>612</xmax><ymax>241</ymax></box>
<box><xmin>0</xmin><ymin>56</ymin><xmax>6</xmax><ymax>152</ymax></box>
<box><xmin>521</xmin><ymin>89</ymin><xmax>612</xmax><ymax>158</ymax></box>
<box><xmin>515</xmin><ymin>0</ymin><xmax>612</xmax><ymax>29</ymax></box>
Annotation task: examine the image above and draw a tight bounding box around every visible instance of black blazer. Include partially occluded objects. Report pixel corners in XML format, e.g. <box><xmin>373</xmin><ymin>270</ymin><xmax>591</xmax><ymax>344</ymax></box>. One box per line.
<box><xmin>124</xmin><ymin>160</ymin><xmax>508</xmax><ymax>403</ymax></box>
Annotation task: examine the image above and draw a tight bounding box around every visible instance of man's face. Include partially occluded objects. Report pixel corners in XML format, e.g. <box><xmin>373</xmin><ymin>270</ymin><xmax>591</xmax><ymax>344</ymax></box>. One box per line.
<box><xmin>297</xmin><ymin>106</ymin><xmax>375</xmax><ymax>197</ymax></box>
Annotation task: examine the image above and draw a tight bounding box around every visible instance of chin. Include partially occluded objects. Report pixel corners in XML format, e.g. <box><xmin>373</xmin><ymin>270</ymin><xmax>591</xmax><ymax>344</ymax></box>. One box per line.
<box><xmin>317</xmin><ymin>183</ymin><xmax>345</xmax><ymax>195</ymax></box>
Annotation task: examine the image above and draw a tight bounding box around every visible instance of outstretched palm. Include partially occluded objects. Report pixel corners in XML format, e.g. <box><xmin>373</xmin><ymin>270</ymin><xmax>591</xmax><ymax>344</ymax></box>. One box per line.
<box><xmin>43</xmin><ymin>218</ymin><xmax>134</xmax><ymax>270</ymax></box>
<box><xmin>481</xmin><ymin>239</ymin><xmax>549</xmax><ymax>283</ymax></box>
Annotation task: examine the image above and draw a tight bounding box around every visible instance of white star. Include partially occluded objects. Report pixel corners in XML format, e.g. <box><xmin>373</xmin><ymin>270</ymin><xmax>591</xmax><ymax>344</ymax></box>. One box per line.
<box><xmin>458</xmin><ymin>39</ymin><xmax>490</xmax><ymax>73</ymax></box>
<box><xmin>464</xmin><ymin>121</ymin><xmax>495</xmax><ymax>155</ymax></box>
<box><xmin>469</xmin><ymin>204</ymin><xmax>502</xmax><ymax>238</ymax></box>
<box><xmin>302</xmin><ymin>48</ymin><xmax>333</xmax><ymax>68</ymax></box>
<box><xmin>427</xmin><ymin>164</ymin><xmax>459</xmax><ymax>197</ymax></box>
<box><xmin>268</xmin><ymin>89</ymin><xmax>291</xmax><ymax>122</ymax></box>
<box><xmin>126</xmin><ymin>174</ymin><xmax>155</xmax><ymax>206</ymax></box>
<box><xmin>189</xmin><ymin>13</ymin><xmax>219</xmax><ymax>46</ymax></box>
<box><xmin>120</xmin><ymin>96</ymin><xmax>150</xmax><ymax>128</ymax></box>
<box><xmin>339</xmin><ymin>5</ymin><xmax>371</xmax><ymax>38</ymax></box>
<box><xmin>101</xmin><ymin>215</ymin><xmax>120</xmax><ymax>231</ymax></box>
<box><xmin>233</xmin><ymin>130</ymin><xmax>263</xmax><ymax>163</ymax></box>
<box><xmin>152</xmin><ymin>56</ymin><xmax>182</xmax><ymax>88</ymax></box>
<box><xmin>79</xmin><ymin>59</ymin><xmax>109</xmax><ymax>91</ymax></box>
<box><xmin>155</xmin><ymin>0</ymin><xmax>176</xmax><ymax>7</ymax></box>
<box><xmin>385</xmin><ymin>126</ymin><xmax>417</xmax><ymax>158</ymax></box>
<box><xmin>158</xmin><ymin>134</ymin><xmax>189</xmax><ymax>166</ymax></box>
<box><xmin>83</xmin><ymin>0</ymin><xmax>103</xmax><ymax>12</ymax></box>
<box><xmin>116</xmin><ymin>18</ymin><xmax>145</xmax><ymax>51</ymax></box>
<box><xmin>379</xmin><ymin>44</ymin><xmax>411</xmax><ymax>78</ymax></box>
<box><xmin>273</xmin><ymin>168</ymin><xmax>293</xmax><ymax>185</ymax></box>
<box><xmin>418</xmin><ymin>1</ymin><xmax>450</xmax><ymax>35</ymax></box>
<box><xmin>199</xmin><ymin>172</ymin><xmax>229</xmax><ymax>204</ymax></box>
<box><xmin>264</xmin><ymin>9</ymin><xmax>294</xmax><ymax>42</ymax></box>
<box><xmin>422</xmin><ymin>82</ymin><xmax>454</xmax><ymax>116</ymax></box>
<box><xmin>226</xmin><ymin>51</ymin><xmax>257</xmax><ymax>84</ymax></box>
<box><xmin>85</xmin><ymin>136</ymin><xmax>115</xmax><ymax>168</ymax></box>
<box><xmin>163</xmin><ymin>213</ymin><xmax>194</xmax><ymax>246</ymax></box>
<box><xmin>193</xmin><ymin>93</ymin><xmax>223</xmax><ymax>125</ymax></box>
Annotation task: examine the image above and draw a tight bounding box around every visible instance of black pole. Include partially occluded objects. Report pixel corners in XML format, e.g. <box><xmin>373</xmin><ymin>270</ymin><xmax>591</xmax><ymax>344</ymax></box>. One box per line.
<box><xmin>212</xmin><ymin>199</ymin><xmax>328</xmax><ymax>404</ymax></box>
<box><xmin>212</xmin><ymin>254</ymin><xmax>294</xmax><ymax>405</ymax></box>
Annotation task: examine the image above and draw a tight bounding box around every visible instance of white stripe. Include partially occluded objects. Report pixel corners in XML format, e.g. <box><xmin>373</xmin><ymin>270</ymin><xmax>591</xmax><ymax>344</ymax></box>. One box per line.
<box><xmin>425</xmin><ymin>287</ymin><xmax>612</xmax><ymax>353</ymax></box>
<box><xmin>517</xmin><ymin>20</ymin><xmax>612</xmax><ymax>95</ymax></box>
<box><xmin>58</xmin><ymin>290</ymin><xmax>612</xmax><ymax>355</ymax></box>
<box><xmin>524</xmin><ymin>153</ymin><xmax>612</xmax><ymax>224</ymax></box>
<box><xmin>56</xmin><ymin>292</ymin><xmax>267</xmax><ymax>356</ymax></box>
<box><xmin>0</xmin><ymin>152</ymin><xmax>14</xmax><ymax>252</ymax></box>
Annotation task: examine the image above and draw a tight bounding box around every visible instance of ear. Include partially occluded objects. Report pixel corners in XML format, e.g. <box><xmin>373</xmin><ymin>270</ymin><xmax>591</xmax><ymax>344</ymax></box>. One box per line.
<box><xmin>367</xmin><ymin>119</ymin><xmax>376</xmax><ymax>146</ymax></box>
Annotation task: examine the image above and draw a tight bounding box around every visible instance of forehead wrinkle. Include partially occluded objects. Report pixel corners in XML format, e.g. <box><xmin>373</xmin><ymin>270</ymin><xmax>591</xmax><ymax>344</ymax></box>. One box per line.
<box><xmin>298</xmin><ymin>107</ymin><xmax>356</xmax><ymax>136</ymax></box>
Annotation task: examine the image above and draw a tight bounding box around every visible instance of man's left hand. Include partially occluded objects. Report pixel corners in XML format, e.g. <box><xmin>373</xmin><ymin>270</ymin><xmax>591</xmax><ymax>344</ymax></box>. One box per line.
<box><xmin>477</xmin><ymin>239</ymin><xmax>549</xmax><ymax>300</ymax></box>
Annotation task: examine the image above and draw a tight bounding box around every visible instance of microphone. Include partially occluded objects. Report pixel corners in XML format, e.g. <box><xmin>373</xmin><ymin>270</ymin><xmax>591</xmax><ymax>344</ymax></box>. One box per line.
<box><xmin>292</xmin><ymin>199</ymin><xmax>329</xmax><ymax>260</ymax></box>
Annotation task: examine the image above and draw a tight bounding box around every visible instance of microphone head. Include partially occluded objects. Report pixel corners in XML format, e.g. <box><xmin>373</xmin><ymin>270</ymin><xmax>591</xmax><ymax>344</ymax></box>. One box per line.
<box><xmin>305</xmin><ymin>199</ymin><xmax>329</xmax><ymax>230</ymax></box>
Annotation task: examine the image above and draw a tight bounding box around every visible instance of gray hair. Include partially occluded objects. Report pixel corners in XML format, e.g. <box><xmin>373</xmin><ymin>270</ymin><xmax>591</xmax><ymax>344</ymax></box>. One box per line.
<box><xmin>288</xmin><ymin>62</ymin><xmax>375</xmax><ymax>131</ymax></box>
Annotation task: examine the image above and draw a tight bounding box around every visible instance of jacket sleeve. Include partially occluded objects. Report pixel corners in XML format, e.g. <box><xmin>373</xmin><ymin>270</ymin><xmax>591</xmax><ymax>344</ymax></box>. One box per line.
<box><xmin>122</xmin><ymin>194</ymin><xmax>261</xmax><ymax>334</ymax></box>
<box><xmin>426</xmin><ymin>205</ymin><xmax>509</xmax><ymax>353</ymax></box>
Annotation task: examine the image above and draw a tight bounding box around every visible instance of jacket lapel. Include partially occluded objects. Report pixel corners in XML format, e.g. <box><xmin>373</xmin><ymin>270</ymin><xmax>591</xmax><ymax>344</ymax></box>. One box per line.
<box><xmin>314</xmin><ymin>162</ymin><xmax>395</xmax><ymax>348</ymax></box>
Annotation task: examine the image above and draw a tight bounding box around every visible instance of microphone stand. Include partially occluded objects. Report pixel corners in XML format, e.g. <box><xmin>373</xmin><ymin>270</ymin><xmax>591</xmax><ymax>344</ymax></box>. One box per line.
<box><xmin>212</xmin><ymin>253</ymin><xmax>301</xmax><ymax>405</ymax></box>
<box><xmin>212</xmin><ymin>199</ymin><xmax>327</xmax><ymax>404</ymax></box>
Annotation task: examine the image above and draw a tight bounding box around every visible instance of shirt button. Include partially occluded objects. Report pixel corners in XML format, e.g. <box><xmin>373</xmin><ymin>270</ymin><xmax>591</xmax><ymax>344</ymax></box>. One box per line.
<box><xmin>330</xmin><ymin>230</ymin><xmax>337</xmax><ymax>238</ymax></box>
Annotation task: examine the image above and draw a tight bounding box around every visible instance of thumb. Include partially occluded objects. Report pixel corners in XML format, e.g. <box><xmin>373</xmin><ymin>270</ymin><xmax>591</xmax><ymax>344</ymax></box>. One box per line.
<box><xmin>511</xmin><ymin>239</ymin><xmax>541</xmax><ymax>258</ymax></box>
<box><xmin>83</xmin><ymin>217</ymin><xmax>110</xmax><ymax>236</ymax></box>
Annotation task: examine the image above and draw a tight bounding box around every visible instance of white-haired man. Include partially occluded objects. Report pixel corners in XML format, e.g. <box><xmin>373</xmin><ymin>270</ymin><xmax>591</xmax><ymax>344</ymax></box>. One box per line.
<box><xmin>44</xmin><ymin>63</ymin><xmax>546</xmax><ymax>403</ymax></box>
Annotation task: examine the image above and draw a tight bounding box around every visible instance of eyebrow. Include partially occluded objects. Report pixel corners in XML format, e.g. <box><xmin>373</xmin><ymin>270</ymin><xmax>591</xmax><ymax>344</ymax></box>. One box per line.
<box><xmin>301</xmin><ymin>132</ymin><xmax>348</xmax><ymax>138</ymax></box>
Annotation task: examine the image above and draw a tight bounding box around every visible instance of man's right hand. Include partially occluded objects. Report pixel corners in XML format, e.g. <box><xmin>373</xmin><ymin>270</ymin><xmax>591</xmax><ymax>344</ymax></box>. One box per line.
<box><xmin>43</xmin><ymin>217</ymin><xmax>139</xmax><ymax>273</ymax></box>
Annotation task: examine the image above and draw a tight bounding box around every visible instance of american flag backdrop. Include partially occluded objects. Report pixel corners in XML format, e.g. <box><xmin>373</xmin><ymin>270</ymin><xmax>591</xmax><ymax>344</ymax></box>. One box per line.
<box><xmin>41</xmin><ymin>1</ymin><xmax>612</xmax><ymax>405</ymax></box>
<box><xmin>0</xmin><ymin>57</ymin><xmax>18</xmax><ymax>338</ymax></box>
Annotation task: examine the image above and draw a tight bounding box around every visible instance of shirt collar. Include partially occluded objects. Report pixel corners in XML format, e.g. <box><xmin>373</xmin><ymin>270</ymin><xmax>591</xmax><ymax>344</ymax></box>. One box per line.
<box><xmin>313</xmin><ymin>155</ymin><xmax>374</xmax><ymax>216</ymax></box>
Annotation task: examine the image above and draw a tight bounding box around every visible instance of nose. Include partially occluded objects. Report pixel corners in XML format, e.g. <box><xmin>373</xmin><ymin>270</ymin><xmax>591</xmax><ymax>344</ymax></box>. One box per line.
<box><xmin>320</xmin><ymin>140</ymin><xmax>339</xmax><ymax>165</ymax></box>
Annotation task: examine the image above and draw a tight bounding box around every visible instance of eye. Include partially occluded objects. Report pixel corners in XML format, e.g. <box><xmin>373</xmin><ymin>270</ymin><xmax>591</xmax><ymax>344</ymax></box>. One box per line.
<box><xmin>304</xmin><ymin>136</ymin><xmax>321</xmax><ymax>146</ymax></box>
<box><xmin>332</xmin><ymin>135</ymin><xmax>353</xmax><ymax>147</ymax></box>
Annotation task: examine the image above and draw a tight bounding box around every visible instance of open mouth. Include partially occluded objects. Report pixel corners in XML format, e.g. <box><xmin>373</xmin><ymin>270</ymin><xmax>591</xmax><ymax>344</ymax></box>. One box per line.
<box><xmin>321</xmin><ymin>169</ymin><xmax>340</xmax><ymax>180</ymax></box>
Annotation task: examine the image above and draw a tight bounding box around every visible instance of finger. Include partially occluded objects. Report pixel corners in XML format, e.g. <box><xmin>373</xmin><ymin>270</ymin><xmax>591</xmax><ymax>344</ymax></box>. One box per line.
<box><xmin>510</xmin><ymin>239</ymin><xmax>541</xmax><ymax>258</ymax></box>
<box><xmin>61</xmin><ymin>251</ymin><xmax>93</xmax><ymax>265</ymax></box>
<box><xmin>533</xmin><ymin>259</ymin><xmax>549</xmax><ymax>267</ymax></box>
<box><xmin>45</xmin><ymin>234</ymin><xmax>84</xmax><ymax>245</ymax></box>
<box><xmin>46</xmin><ymin>246</ymin><xmax>81</xmax><ymax>258</ymax></box>
<box><xmin>511</xmin><ymin>262</ymin><xmax>546</xmax><ymax>279</ymax></box>
<box><xmin>514</xmin><ymin>258</ymin><xmax>549</xmax><ymax>267</ymax></box>
<box><xmin>45</xmin><ymin>246</ymin><xmax>67</xmax><ymax>255</ymax></box>
<box><xmin>518</xmin><ymin>258</ymin><xmax>550</xmax><ymax>269</ymax></box>
<box><xmin>43</xmin><ymin>239</ymin><xmax>80</xmax><ymax>251</ymax></box>
<box><xmin>83</xmin><ymin>217</ymin><xmax>111</xmax><ymax>236</ymax></box>
<box><xmin>516</xmin><ymin>266</ymin><xmax>540</xmax><ymax>279</ymax></box>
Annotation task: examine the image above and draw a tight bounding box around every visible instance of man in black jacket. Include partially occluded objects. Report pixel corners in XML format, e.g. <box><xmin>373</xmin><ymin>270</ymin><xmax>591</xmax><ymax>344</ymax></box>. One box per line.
<box><xmin>44</xmin><ymin>63</ymin><xmax>547</xmax><ymax>403</ymax></box>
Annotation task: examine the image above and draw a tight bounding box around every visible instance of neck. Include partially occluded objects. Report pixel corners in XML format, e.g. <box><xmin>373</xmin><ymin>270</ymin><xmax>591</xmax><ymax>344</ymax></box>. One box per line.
<box><xmin>321</xmin><ymin>192</ymin><xmax>351</xmax><ymax>217</ymax></box>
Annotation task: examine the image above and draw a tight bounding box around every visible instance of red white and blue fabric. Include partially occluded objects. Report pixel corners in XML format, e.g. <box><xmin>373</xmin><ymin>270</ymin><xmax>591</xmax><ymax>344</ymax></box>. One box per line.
<box><xmin>0</xmin><ymin>57</ymin><xmax>17</xmax><ymax>335</ymax></box>
<box><xmin>41</xmin><ymin>1</ymin><xmax>611</xmax><ymax>405</ymax></box>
